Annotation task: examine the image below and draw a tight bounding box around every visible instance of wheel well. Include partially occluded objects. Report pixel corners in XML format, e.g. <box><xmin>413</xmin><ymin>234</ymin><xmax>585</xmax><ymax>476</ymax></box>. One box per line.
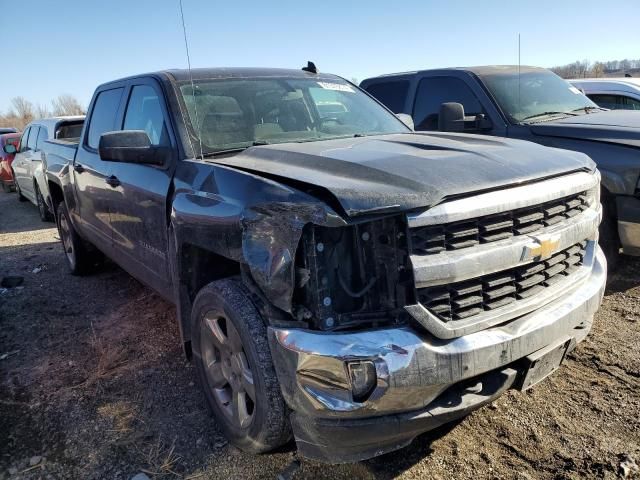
<box><xmin>48</xmin><ymin>181</ymin><xmax>64</xmax><ymax>215</ymax></box>
<box><xmin>181</xmin><ymin>244</ymin><xmax>241</xmax><ymax>301</ymax></box>
<box><xmin>178</xmin><ymin>243</ymin><xmax>241</xmax><ymax>357</ymax></box>
<box><xmin>601</xmin><ymin>185</ymin><xmax>617</xmax><ymax>219</ymax></box>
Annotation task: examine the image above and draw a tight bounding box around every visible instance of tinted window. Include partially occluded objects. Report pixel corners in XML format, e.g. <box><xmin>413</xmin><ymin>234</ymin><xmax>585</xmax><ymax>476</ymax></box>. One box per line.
<box><xmin>364</xmin><ymin>80</ymin><xmax>410</xmax><ymax>113</ymax></box>
<box><xmin>87</xmin><ymin>88</ymin><xmax>124</xmax><ymax>149</ymax></box>
<box><xmin>123</xmin><ymin>85</ymin><xmax>168</xmax><ymax>145</ymax></box>
<box><xmin>413</xmin><ymin>77</ymin><xmax>483</xmax><ymax>131</ymax></box>
<box><xmin>27</xmin><ymin>127</ymin><xmax>39</xmax><ymax>150</ymax></box>
<box><xmin>624</xmin><ymin>96</ymin><xmax>640</xmax><ymax>110</ymax></box>
<box><xmin>588</xmin><ymin>94</ymin><xmax>623</xmax><ymax>110</ymax></box>
<box><xmin>19</xmin><ymin>127</ymin><xmax>30</xmax><ymax>152</ymax></box>
<box><xmin>36</xmin><ymin>126</ymin><xmax>49</xmax><ymax>149</ymax></box>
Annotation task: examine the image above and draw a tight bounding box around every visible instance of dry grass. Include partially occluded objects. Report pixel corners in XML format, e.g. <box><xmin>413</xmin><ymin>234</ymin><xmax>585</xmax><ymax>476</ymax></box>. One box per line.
<box><xmin>139</xmin><ymin>438</ymin><xmax>182</xmax><ymax>478</ymax></box>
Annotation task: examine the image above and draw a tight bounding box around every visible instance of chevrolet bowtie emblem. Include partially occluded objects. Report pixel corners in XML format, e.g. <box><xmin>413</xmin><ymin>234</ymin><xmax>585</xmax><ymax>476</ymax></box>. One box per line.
<box><xmin>522</xmin><ymin>235</ymin><xmax>561</xmax><ymax>261</ymax></box>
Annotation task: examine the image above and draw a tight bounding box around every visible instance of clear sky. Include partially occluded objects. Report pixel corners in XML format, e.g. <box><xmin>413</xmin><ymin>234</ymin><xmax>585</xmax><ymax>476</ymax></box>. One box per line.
<box><xmin>1</xmin><ymin>0</ymin><xmax>639</xmax><ymax>112</ymax></box>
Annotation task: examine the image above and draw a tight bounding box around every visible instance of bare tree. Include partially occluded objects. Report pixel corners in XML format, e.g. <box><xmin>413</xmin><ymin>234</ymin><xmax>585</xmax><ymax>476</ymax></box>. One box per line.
<box><xmin>35</xmin><ymin>103</ymin><xmax>51</xmax><ymax>119</ymax></box>
<box><xmin>592</xmin><ymin>62</ymin><xmax>605</xmax><ymax>78</ymax></box>
<box><xmin>51</xmin><ymin>94</ymin><xmax>85</xmax><ymax>116</ymax></box>
<box><xmin>11</xmin><ymin>97</ymin><xmax>34</xmax><ymax>127</ymax></box>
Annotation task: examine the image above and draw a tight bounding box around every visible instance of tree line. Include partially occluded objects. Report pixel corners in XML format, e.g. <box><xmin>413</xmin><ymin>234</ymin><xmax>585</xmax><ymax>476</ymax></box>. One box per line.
<box><xmin>551</xmin><ymin>58</ymin><xmax>640</xmax><ymax>79</ymax></box>
<box><xmin>0</xmin><ymin>95</ymin><xmax>86</xmax><ymax>131</ymax></box>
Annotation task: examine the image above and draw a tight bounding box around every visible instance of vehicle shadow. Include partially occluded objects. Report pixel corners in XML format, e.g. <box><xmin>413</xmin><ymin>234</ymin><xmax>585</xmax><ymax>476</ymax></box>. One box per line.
<box><xmin>605</xmin><ymin>254</ymin><xmax>640</xmax><ymax>294</ymax></box>
<box><xmin>0</xmin><ymin>192</ymin><xmax>55</xmax><ymax>235</ymax></box>
<box><xmin>359</xmin><ymin>420</ymin><xmax>463</xmax><ymax>478</ymax></box>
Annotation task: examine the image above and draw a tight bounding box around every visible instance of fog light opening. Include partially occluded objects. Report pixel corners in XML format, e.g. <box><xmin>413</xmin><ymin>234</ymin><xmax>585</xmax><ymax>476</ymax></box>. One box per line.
<box><xmin>347</xmin><ymin>360</ymin><xmax>377</xmax><ymax>403</ymax></box>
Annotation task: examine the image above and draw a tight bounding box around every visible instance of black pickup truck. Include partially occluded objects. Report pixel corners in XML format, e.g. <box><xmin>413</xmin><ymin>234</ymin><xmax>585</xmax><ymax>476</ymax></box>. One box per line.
<box><xmin>361</xmin><ymin>65</ymin><xmax>640</xmax><ymax>268</ymax></box>
<box><xmin>47</xmin><ymin>67</ymin><xmax>606</xmax><ymax>463</ymax></box>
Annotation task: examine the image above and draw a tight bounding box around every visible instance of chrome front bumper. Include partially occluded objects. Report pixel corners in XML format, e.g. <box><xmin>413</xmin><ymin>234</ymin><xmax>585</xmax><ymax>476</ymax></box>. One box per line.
<box><xmin>269</xmin><ymin>247</ymin><xmax>606</xmax><ymax>423</ymax></box>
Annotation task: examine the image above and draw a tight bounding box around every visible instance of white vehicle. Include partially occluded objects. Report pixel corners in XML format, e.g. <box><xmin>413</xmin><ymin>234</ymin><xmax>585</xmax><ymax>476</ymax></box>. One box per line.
<box><xmin>10</xmin><ymin>116</ymin><xmax>84</xmax><ymax>221</ymax></box>
<box><xmin>570</xmin><ymin>78</ymin><xmax>640</xmax><ymax>110</ymax></box>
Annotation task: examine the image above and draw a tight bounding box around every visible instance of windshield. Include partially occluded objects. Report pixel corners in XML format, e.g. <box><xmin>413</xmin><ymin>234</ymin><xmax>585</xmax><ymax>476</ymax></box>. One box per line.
<box><xmin>478</xmin><ymin>69</ymin><xmax>599</xmax><ymax>122</ymax></box>
<box><xmin>178</xmin><ymin>76</ymin><xmax>408</xmax><ymax>154</ymax></box>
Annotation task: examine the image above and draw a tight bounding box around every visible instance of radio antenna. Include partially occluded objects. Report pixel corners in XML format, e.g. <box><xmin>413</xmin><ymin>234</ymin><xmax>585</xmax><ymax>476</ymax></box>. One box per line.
<box><xmin>516</xmin><ymin>33</ymin><xmax>521</xmax><ymax>116</ymax></box>
<box><xmin>179</xmin><ymin>0</ymin><xmax>204</xmax><ymax>160</ymax></box>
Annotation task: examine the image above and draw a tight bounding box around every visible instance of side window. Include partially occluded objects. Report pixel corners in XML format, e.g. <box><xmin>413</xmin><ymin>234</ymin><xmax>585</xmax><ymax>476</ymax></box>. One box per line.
<box><xmin>364</xmin><ymin>80</ymin><xmax>410</xmax><ymax>113</ymax></box>
<box><xmin>123</xmin><ymin>85</ymin><xmax>169</xmax><ymax>146</ymax></box>
<box><xmin>623</xmin><ymin>96</ymin><xmax>640</xmax><ymax>110</ymax></box>
<box><xmin>87</xmin><ymin>87</ymin><xmax>124</xmax><ymax>149</ymax></box>
<box><xmin>19</xmin><ymin>127</ymin><xmax>31</xmax><ymax>152</ymax></box>
<box><xmin>413</xmin><ymin>77</ymin><xmax>484</xmax><ymax>131</ymax></box>
<box><xmin>36</xmin><ymin>127</ymin><xmax>49</xmax><ymax>150</ymax></box>
<box><xmin>587</xmin><ymin>94</ymin><xmax>623</xmax><ymax>110</ymax></box>
<box><xmin>27</xmin><ymin>127</ymin><xmax>39</xmax><ymax>150</ymax></box>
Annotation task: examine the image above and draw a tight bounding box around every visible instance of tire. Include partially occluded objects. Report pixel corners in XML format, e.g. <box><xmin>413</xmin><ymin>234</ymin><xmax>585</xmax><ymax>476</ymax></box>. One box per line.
<box><xmin>1</xmin><ymin>182</ymin><xmax>12</xmax><ymax>193</ymax></box>
<box><xmin>191</xmin><ymin>278</ymin><xmax>291</xmax><ymax>453</ymax></box>
<box><xmin>599</xmin><ymin>196</ymin><xmax>620</xmax><ymax>271</ymax></box>
<box><xmin>13</xmin><ymin>172</ymin><xmax>27</xmax><ymax>202</ymax></box>
<box><xmin>35</xmin><ymin>184</ymin><xmax>53</xmax><ymax>222</ymax></box>
<box><xmin>56</xmin><ymin>201</ymin><xmax>102</xmax><ymax>275</ymax></box>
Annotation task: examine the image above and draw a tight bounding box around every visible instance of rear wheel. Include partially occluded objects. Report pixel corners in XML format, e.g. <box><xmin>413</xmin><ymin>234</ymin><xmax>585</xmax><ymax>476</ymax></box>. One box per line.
<box><xmin>35</xmin><ymin>184</ymin><xmax>53</xmax><ymax>222</ymax></box>
<box><xmin>1</xmin><ymin>182</ymin><xmax>12</xmax><ymax>193</ymax></box>
<box><xmin>191</xmin><ymin>278</ymin><xmax>291</xmax><ymax>453</ymax></box>
<box><xmin>56</xmin><ymin>201</ymin><xmax>102</xmax><ymax>275</ymax></box>
<box><xmin>13</xmin><ymin>172</ymin><xmax>27</xmax><ymax>202</ymax></box>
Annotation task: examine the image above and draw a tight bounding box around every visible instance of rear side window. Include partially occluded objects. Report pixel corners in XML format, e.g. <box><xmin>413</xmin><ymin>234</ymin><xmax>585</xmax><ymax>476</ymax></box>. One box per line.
<box><xmin>624</xmin><ymin>97</ymin><xmax>640</xmax><ymax>110</ymax></box>
<box><xmin>413</xmin><ymin>77</ymin><xmax>483</xmax><ymax>131</ymax></box>
<box><xmin>364</xmin><ymin>80</ymin><xmax>409</xmax><ymax>113</ymax></box>
<box><xmin>36</xmin><ymin>127</ymin><xmax>49</xmax><ymax>149</ymax></box>
<box><xmin>27</xmin><ymin>127</ymin><xmax>39</xmax><ymax>150</ymax></box>
<box><xmin>123</xmin><ymin>85</ymin><xmax>169</xmax><ymax>146</ymax></box>
<box><xmin>87</xmin><ymin>88</ymin><xmax>124</xmax><ymax>149</ymax></box>
<box><xmin>587</xmin><ymin>94</ymin><xmax>623</xmax><ymax>110</ymax></box>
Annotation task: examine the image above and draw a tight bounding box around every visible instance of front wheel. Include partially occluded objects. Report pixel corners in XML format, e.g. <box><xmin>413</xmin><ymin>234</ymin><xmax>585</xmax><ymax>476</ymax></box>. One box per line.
<box><xmin>191</xmin><ymin>278</ymin><xmax>291</xmax><ymax>453</ymax></box>
<box><xmin>599</xmin><ymin>197</ymin><xmax>620</xmax><ymax>271</ymax></box>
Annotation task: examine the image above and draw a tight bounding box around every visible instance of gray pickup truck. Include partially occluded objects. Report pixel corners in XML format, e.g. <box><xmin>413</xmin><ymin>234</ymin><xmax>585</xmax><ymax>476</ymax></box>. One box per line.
<box><xmin>361</xmin><ymin>65</ymin><xmax>640</xmax><ymax>268</ymax></box>
<box><xmin>46</xmin><ymin>67</ymin><xmax>605</xmax><ymax>463</ymax></box>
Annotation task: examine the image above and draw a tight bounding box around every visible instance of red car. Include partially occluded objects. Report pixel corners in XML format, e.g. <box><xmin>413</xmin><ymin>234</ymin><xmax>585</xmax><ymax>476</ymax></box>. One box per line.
<box><xmin>0</xmin><ymin>132</ymin><xmax>21</xmax><ymax>192</ymax></box>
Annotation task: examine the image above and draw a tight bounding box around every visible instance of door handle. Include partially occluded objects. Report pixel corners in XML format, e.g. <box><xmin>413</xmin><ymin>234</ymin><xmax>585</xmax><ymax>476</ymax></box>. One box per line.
<box><xmin>105</xmin><ymin>175</ymin><xmax>120</xmax><ymax>188</ymax></box>
<box><xmin>73</xmin><ymin>164</ymin><xmax>85</xmax><ymax>173</ymax></box>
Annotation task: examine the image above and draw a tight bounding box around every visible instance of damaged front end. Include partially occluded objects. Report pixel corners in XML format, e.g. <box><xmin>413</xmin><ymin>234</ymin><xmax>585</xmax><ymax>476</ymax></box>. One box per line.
<box><xmin>291</xmin><ymin>216</ymin><xmax>414</xmax><ymax>331</ymax></box>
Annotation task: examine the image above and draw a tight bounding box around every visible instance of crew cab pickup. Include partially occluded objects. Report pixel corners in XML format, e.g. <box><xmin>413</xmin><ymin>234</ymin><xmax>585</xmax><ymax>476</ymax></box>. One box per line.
<box><xmin>50</xmin><ymin>67</ymin><xmax>606</xmax><ymax>463</ymax></box>
<box><xmin>361</xmin><ymin>65</ymin><xmax>640</xmax><ymax>268</ymax></box>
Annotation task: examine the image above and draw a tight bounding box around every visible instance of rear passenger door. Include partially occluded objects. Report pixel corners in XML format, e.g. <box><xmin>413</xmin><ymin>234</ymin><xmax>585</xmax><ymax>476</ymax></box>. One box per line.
<box><xmin>73</xmin><ymin>86</ymin><xmax>125</xmax><ymax>251</ymax></box>
<box><xmin>107</xmin><ymin>79</ymin><xmax>176</xmax><ymax>295</ymax></box>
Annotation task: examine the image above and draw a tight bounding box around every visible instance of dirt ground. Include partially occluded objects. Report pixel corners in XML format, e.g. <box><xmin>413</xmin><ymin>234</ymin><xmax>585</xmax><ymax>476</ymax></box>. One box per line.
<box><xmin>1</xmin><ymin>191</ymin><xmax>639</xmax><ymax>480</ymax></box>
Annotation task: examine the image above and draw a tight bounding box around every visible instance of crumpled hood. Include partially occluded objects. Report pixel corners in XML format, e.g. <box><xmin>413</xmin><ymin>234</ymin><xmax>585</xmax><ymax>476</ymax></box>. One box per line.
<box><xmin>531</xmin><ymin>110</ymin><xmax>640</xmax><ymax>148</ymax></box>
<box><xmin>212</xmin><ymin>132</ymin><xmax>594</xmax><ymax>217</ymax></box>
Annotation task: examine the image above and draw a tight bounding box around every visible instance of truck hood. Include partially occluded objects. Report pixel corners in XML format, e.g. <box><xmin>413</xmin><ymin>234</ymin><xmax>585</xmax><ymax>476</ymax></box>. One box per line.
<box><xmin>212</xmin><ymin>133</ymin><xmax>594</xmax><ymax>217</ymax></box>
<box><xmin>530</xmin><ymin>110</ymin><xmax>640</xmax><ymax>148</ymax></box>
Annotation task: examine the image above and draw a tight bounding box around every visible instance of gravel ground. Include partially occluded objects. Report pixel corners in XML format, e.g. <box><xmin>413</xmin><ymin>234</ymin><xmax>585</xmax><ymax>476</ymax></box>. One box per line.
<box><xmin>1</xmin><ymin>191</ymin><xmax>639</xmax><ymax>480</ymax></box>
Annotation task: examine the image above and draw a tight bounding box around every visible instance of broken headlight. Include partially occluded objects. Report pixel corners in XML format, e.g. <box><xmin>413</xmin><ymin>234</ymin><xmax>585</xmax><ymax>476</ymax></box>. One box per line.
<box><xmin>293</xmin><ymin>215</ymin><xmax>414</xmax><ymax>330</ymax></box>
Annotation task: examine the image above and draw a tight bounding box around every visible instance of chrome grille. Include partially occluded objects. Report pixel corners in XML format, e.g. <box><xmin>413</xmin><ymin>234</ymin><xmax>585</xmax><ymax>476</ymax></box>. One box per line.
<box><xmin>410</xmin><ymin>192</ymin><xmax>589</xmax><ymax>255</ymax></box>
<box><xmin>417</xmin><ymin>241</ymin><xmax>587</xmax><ymax>322</ymax></box>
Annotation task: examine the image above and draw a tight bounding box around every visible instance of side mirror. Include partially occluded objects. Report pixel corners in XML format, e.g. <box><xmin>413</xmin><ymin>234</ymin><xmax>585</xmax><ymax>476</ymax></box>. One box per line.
<box><xmin>98</xmin><ymin>130</ymin><xmax>166</xmax><ymax>165</ymax></box>
<box><xmin>396</xmin><ymin>113</ymin><xmax>414</xmax><ymax>130</ymax></box>
<box><xmin>3</xmin><ymin>144</ymin><xmax>17</xmax><ymax>154</ymax></box>
<box><xmin>438</xmin><ymin>103</ymin><xmax>493</xmax><ymax>133</ymax></box>
<box><xmin>438</xmin><ymin>102</ymin><xmax>466</xmax><ymax>132</ymax></box>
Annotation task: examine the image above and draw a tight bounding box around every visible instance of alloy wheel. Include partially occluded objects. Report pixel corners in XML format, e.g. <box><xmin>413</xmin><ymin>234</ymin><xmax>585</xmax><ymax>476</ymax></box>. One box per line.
<box><xmin>200</xmin><ymin>311</ymin><xmax>256</xmax><ymax>428</ymax></box>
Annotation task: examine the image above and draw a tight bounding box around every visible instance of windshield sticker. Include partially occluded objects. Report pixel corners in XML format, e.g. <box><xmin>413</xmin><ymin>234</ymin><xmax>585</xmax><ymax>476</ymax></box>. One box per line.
<box><xmin>317</xmin><ymin>81</ymin><xmax>355</xmax><ymax>93</ymax></box>
<box><xmin>569</xmin><ymin>86</ymin><xmax>583</xmax><ymax>95</ymax></box>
